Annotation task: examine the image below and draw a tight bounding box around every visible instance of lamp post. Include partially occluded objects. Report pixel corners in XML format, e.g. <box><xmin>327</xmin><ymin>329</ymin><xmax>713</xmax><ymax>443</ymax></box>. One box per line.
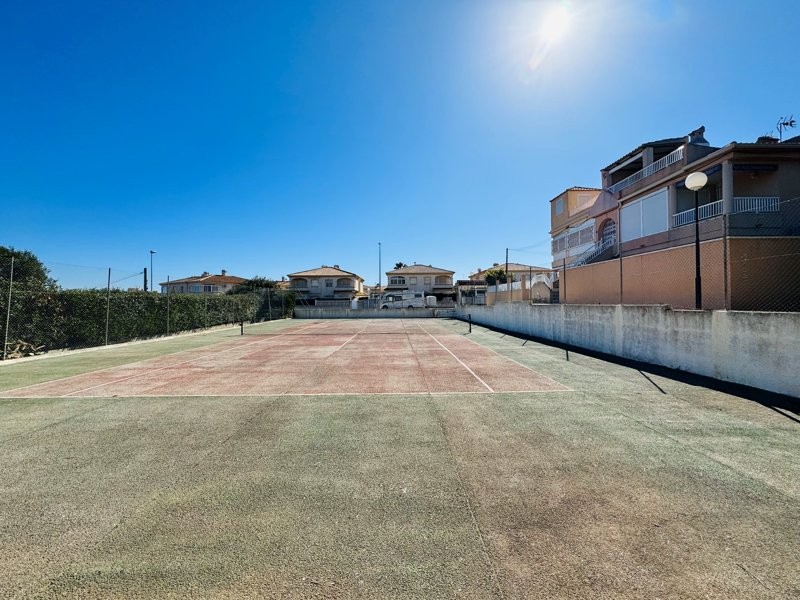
<box><xmin>685</xmin><ymin>172</ymin><xmax>707</xmax><ymax>309</ymax></box>
<box><xmin>149</xmin><ymin>250</ymin><xmax>157</xmax><ymax>293</ymax></box>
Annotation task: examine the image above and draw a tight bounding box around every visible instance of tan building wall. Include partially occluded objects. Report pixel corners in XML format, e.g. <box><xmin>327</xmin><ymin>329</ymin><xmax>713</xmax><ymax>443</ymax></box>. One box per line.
<box><xmin>562</xmin><ymin>240</ymin><xmax>726</xmax><ymax>309</ymax></box>
<box><xmin>562</xmin><ymin>237</ymin><xmax>800</xmax><ymax>311</ymax></box>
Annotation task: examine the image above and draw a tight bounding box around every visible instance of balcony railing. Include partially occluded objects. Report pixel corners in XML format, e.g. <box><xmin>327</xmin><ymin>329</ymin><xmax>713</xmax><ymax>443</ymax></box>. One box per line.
<box><xmin>673</xmin><ymin>197</ymin><xmax>781</xmax><ymax>228</ymax></box>
<box><xmin>733</xmin><ymin>196</ymin><xmax>780</xmax><ymax>214</ymax></box>
<box><xmin>608</xmin><ymin>145</ymin><xmax>685</xmax><ymax>194</ymax></box>
<box><xmin>672</xmin><ymin>199</ymin><xmax>723</xmax><ymax>228</ymax></box>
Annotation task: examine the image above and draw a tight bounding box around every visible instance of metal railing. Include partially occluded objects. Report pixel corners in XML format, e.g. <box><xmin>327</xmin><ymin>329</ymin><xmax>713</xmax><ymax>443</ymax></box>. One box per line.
<box><xmin>733</xmin><ymin>196</ymin><xmax>780</xmax><ymax>214</ymax></box>
<box><xmin>608</xmin><ymin>145</ymin><xmax>685</xmax><ymax>194</ymax></box>
<box><xmin>572</xmin><ymin>237</ymin><xmax>616</xmax><ymax>267</ymax></box>
<box><xmin>672</xmin><ymin>199</ymin><xmax>723</xmax><ymax>228</ymax></box>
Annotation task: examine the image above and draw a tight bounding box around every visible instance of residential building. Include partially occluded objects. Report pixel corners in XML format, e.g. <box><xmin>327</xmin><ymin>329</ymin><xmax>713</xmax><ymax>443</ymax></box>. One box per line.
<box><xmin>287</xmin><ymin>265</ymin><xmax>366</xmax><ymax>303</ymax></box>
<box><xmin>555</xmin><ymin>126</ymin><xmax>800</xmax><ymax>310</ymax></box>
<box><xmin>471</xmin><ymin>262</ymin><xmax>556</xmax><ymax>304</ymax></box>
<box><xmin>160</xmin><ymin>271</ymin><xmax>246</xmax><ymax>295</ymax></box>
<box><xmin>549</xmin><ymin>187</ymin><xmax>603</xmax><ymax>268</ymax></box>
<box><xmin>384</xmin><ymin>264</ymin><xmax>455</xmax><ymax>301</ymax></box>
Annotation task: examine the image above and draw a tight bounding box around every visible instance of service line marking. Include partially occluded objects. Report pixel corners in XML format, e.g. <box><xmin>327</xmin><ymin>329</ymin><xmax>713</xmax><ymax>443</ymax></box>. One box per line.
<box><xmin>416</xmin><ymin>323</ymin><xmax>494</xmax><ymax>393</ymax></box>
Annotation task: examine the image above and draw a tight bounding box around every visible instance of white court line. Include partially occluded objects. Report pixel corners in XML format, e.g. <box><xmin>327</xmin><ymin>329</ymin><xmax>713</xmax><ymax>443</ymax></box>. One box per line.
<box><xmin>455</xmin><ymin>324</ymin><xmax>571</xmax><ymax>391</ymax></box>
<box><xmin>416</xmin><ymin>323</ymin><xmax>494</xmax><ymax>393</ymax></box>
<box><xmin>53</xmin><ymin>389</ymin><xmax>577</xmax><ymax>399</ymax></box>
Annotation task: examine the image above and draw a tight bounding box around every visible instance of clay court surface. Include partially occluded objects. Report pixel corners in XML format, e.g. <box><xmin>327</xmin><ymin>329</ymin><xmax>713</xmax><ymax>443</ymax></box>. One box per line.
<box><xmin>1</xmin><ymin>318</ymin><xmax>798</xmax><ymax>599</ymax></box>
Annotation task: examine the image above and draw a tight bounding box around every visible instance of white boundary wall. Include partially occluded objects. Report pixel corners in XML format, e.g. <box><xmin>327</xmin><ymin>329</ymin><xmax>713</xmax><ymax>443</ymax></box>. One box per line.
<box><xmin>454</xmin><ymin>303</ymin><xmax>799</xmax><ymax>398</ymax></box>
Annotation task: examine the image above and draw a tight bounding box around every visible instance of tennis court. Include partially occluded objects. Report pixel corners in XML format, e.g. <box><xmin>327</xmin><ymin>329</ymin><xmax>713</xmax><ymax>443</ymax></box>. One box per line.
<box><xmin>1</xmin><ymin>318</ymin><xmax>798</xmax><ymax>599</ymax></box>
<box><xmin>0</xmin><ymin>319</ymin><xmax>568</xmax><ymax>398</ymax></box>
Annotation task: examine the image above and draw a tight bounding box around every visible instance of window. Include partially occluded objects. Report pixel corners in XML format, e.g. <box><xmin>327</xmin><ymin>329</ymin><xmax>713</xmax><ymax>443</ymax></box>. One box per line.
<box><xmin>573</xmin><ymin>193</ymin><xmax>595</xmax><ymax>213</ymax></box>
<box><xmin>311</xmin><ymin>280</ymin><xmax>319</xmax><ymax>287</ymax></box>
<box><xmin>555</xmin><ymin>198</ymin><xmax>564</xmax><ymax>215</ymax></box>
<box><xmin>568</xmin><ymin>232</ymin><xmax>580</xmax><ymax>247</ymax></box>
<box><xmin>325</xmin><ymin>279</ymin><xmax>333</xmax><ymax>287</ymax></box>
<box><xmin>424</xmin><ymin>276</ymin><xmax>431</xmax><ymax>285</ymax></box>
<box><xmin>435</xmin><ymin>276</ymin><xmax>450</xmax><ymax>285</ymax></box>
<box><xmin>192</xmin><ymin>285</ymin><xmax>201</xmax><ymax>292</ymax></box>
<box><xmin>409</xmin><ymin>277</ymin><xmax>417</xmax><ymax>284</ymax></box>
<box><xmin>389</xmin><ymin>276</ymin><xmax>405</xmax><ymax>285</ymax></box>
<box><xmin>621</xmin><ymin>187</ymin><xmax>668</xmax><ymax>241</ymax></box>
<box><xmin>579</xmin><ymin>227</ymin><xmax>593</xmax><ymax>245</ymax></box>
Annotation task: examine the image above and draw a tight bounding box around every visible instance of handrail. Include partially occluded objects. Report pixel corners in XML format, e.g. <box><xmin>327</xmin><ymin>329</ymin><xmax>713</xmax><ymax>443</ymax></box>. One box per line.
<box><xmin>608</xmin><ymin>146</ymin><xmax>685</xmax><ymax>194</ymax></box>
<box><xmin>571</xmin><ymin>237</ymin><xmax>616</xmax><ymax>267</ymax></box>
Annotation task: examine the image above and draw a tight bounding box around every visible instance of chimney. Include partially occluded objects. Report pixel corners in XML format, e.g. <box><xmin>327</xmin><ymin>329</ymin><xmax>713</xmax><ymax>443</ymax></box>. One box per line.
<box><xmin>221</xmin><ymin>269</ymin><xmax>227</xmax><ymax>276</ymax></box>
<box><xmin>688</xmin><ymin>126</ymin><xmax>709</xmax><ymax>146</ymax></box>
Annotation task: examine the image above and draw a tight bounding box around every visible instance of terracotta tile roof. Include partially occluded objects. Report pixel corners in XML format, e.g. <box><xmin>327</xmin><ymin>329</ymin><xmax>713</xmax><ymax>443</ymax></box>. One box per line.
<box><xmin>386</xmin><ymin>264</ymin><xmax>454</xmax><ymax>275</ymax></box>
<box><xmin>288</xmin><ymin>266</ymin><xmax>364</xmax><ymax>280</ymax></box>
<box><xmin>161</xmin><ymin>273</ymin><xmax>247</xmax><ymax>286</ymax></box>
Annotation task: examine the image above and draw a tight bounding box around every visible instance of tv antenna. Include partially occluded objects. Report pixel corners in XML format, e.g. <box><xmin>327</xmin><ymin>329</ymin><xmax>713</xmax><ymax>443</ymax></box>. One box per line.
<box><xmin>777</xmin><ymin>115</ymin><xmax>796</xmax><ymax>141</ymax></box>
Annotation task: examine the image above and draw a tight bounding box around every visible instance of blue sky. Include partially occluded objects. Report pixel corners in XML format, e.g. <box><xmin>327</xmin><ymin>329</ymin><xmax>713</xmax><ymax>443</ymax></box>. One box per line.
<box><xmin>2</xmin><ymin>0</ymin><xmax>799</xmax><ymax>289</ymax></box>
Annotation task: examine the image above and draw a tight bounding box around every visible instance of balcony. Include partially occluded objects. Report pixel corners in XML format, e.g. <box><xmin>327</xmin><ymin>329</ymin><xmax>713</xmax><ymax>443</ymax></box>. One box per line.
<box><xmin>733</xmin><ymin>196</ymin><xmax>780</xmax><ymax>214</ymax></box>
<box><xmin>672</xmin><ymin>197</ymin><xmax>780</xmax><ymax>228</ymax></box>
<box><xmin>672</xmin><ymin>200</ymin><xmax>723</xmax><ymax>228</ymax></box>
<box><xmin>608</xmin><ymin>146</ymin><xmax>685</xmax><ymax>194</ymax></box>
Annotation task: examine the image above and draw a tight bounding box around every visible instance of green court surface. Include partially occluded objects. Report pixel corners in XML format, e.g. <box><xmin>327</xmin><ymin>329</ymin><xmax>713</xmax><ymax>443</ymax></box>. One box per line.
<box><xmin>0</xmin><ymin>318</ymin><xmax>798</xmax><ymax>599</ymax></box>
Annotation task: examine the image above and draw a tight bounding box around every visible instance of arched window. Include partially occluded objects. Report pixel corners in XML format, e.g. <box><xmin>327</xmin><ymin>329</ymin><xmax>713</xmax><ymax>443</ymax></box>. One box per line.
<box><xmin>600</xmin><ymin>219</ymin><xmax>617</xmax><ymax>245</ymax></box>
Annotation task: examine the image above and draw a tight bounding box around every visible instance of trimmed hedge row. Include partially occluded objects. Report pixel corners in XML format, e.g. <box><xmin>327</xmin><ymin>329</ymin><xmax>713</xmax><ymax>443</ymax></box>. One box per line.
<box><xmin>1</xmin><ymin>289</ymin><xmax>291</xmax><ymax>354</ymax></box>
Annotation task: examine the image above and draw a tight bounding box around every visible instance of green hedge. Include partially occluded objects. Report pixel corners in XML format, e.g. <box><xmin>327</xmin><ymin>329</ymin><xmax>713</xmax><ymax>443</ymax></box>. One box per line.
<box><xmin>1</xmin><ymin>288</ymin><xmax>292</xmax><ymax>355</ymax></box>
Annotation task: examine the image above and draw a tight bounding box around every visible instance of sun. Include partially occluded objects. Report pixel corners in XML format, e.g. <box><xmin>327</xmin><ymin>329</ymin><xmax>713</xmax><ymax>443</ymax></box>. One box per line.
<box><xmin>540</xmin><ymin>4</ymin><xmax>572</xmax><ymax>45</ymax></box>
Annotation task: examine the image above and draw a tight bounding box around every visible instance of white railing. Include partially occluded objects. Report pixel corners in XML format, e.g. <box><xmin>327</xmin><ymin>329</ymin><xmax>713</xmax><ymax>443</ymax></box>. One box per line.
<box><xmin>672</xmin><ymin>199</ymin><xmax>723</xmax><ymax>228</ymax></box>
<box><xmin>608</xmin><ymin>145</ymin><xmax>685</xmax><ymax>194</ymax></box>
<box><xmin>571</xmin><ymin>237</ymin><xmax>616</xmax><ymax>267</ymax></box>
<box><xmin>733</xmin><ymin>196</ymin><xmax>780</xmax><ymax>214</ymax></box>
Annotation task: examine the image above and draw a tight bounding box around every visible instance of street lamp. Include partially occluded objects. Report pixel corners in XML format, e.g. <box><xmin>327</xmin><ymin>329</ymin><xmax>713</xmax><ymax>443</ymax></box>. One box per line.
<box><xmin>685</xmin><ymin>172</ymin><xmax>707</xmax><ymax>309</ymax></box>
<box><xmin>149</xmin><ymin>250</ymin><xmax>157</xmax><ymax>293</ymax></box>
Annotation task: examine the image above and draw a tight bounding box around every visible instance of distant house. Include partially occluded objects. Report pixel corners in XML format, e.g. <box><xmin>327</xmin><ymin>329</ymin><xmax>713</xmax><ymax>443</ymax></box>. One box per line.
<box><xmin>471</xmin><ymin>263</ymin><xmax>556</xmax><ymax>304</ymax></box>
<box><xmin>160</xmin><ymin>270</ymin><xmax>247</xmax><ymax>295</ymax></box>
<box><xmin>287</xmin><ymin>265</ymin><xmax>366</xmax><ymax>303</ymax></box>
<box><xmin>384</xmin><ymin>264</ymin><xmax>455</xmax><ymax>301</ymax></box>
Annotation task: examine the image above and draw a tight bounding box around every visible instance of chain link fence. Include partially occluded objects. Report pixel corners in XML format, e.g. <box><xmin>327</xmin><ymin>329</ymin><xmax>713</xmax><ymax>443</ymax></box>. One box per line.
<box><xmin>0</xmin><ymin>258</ymin><xmax>294</xmax><ymax>360</ymax></box>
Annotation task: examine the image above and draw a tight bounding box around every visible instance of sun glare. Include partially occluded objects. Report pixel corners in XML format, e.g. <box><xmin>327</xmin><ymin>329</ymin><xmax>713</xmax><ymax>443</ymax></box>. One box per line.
<box><xmin>540</xmin><ymin>4</ymin><xmax>571</xmax><ymax>45</ymax></box>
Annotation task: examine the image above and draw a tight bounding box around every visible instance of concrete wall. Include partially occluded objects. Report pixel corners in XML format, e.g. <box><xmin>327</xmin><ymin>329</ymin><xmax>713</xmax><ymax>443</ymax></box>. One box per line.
<box><xmin>455</xmin><ymin>303</ymin><xmax>799</xmax><ymax>398</ymax></box>
<box><xmin>295</xmin><ymin>308</ymin><xmax>446</xmax><ymax>319</ymax></box>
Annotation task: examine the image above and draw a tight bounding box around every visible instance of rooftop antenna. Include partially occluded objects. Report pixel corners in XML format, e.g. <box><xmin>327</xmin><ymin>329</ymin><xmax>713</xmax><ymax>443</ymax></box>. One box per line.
<box><xmin>777</xmin><ymin>115</ymin><xmax>796</xmax><ymax>141</ymax></box>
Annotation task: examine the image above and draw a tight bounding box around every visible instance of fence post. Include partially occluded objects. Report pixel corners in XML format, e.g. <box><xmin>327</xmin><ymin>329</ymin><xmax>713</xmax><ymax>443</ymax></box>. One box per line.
<box><xmin>3</xmin><ymin>256</ymin><xmax>14</xmax><ymax>360</ymax></box>
<box><xmin>166</xmin><ymin>276</ymin><xmax>170</xmax><ymax>336</ymax></box>
<box><xmin>722</xmin><ymin>214</ymin><xmax>729</xmax><ymax>310</ymax></box>
<box><xmin>105</xmin><ymin>268</ymin><xmax>111</xmax><ymax>346</ymax></box>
